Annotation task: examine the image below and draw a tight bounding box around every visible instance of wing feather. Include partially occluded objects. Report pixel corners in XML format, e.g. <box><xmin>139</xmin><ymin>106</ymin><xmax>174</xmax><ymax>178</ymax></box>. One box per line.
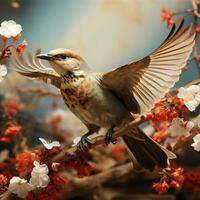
<box><xmin>101</xmin><ymin>20</ymin><xmax>195</xmax><ymax>114</ymax></box>
<box><xmin>9</xmin><ymin>48</ymin><xmax>61</xmax><ymax>88</ymax></box>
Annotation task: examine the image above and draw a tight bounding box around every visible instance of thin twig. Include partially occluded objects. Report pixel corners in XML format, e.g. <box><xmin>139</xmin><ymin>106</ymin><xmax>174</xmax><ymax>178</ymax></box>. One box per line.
<box><xmin>17</xmin><ymin>87</ymin><xmax>61</xmax><ymax>97</ymax></box>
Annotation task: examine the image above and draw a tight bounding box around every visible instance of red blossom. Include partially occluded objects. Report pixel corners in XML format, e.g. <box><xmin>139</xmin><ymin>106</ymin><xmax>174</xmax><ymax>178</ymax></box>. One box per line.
<box><xmin>184</xmin><ymin>170</ymin><xmax>200</xmax><ymax>192</ymax></box>
<box><xmin>16</xmin><ymin>40</ymin><xmax>28</xmax><ymax>56</ymax></box>
<box><xmin>147</xmin><ymin>96</ymin><xmax>188</xmax><ymax>144</ymax></box>
<box><xmin>51</xmin><ymin>162</ymin><xmax>61</xmax><ymax>172</ymax></box>
<box><xmin>3</xmin><ymin>99</ymin><xmax>22</xmax><ymax>114</ymax></box>
<box><xmin>0</xmin><ymin>174</ymin><xmax>8</xmax><ymax>186</ymax></box>
<box><xmin>48</xmin><ymin>147</ymin><xmax>61</xmax><ymax>156</ymax></box>
<box><xmin>153</xmin><ymin>180</ymin><xmax>169</xmax><ymax>194</ymax></box>
<box><xmin>111</xmin><ymin>144</ymin><xmax>126</xmax><ymax>159</ymax></box>
<box><xmin>25</xmin><ymin>192</ymin><xmax>35</xmax><ymax>200</ymax></box>
<box><xmin>160</xmin><ymin>8</ymin><xmax>174</xmax><ymax>27</ymax></box>
<box><xmin>1</xmin><ymin>36</ymin><xmax>8</xmax><ymax>43</ymax></box>
<box><xmin>38</xmin><ymin>174</ymin><xmax>68</xmax><ymax>200</ymax></box>
<box><xmin>49</xmin><ymin>115</ymin><xmax>62</xmax><ymax>127</ymax></box>
<box><xmin>195</xmin><ymin>26</ymin><xmax>200</xmax><ymax>33</ymax></box>
<box><xmin>0</xmin><ymin>162</ymin><xmax>12</xmax><ymax>179</ymax></box>
<box><xmin>15</xmin><ymin>151</ymin><xmax>40</xmax><ymax>176</ymax></box>
<box><xmin>153</xmin><ymin>129</ymin><xmax>170</xmax><ymax>143</ymax></box>
<box><xmin>0</xmin><ymin>137</ymin><xmax>12</xmax><ymax>143</ymax></box>
<box><xmin>4</xmin><ymin>123</ymin><xmax>22</xmax><ymax>136</ymax></box>
<box><xmin>146</xmin><ymin>97</ymin><xmax>185</xmax><ymax>123</ymax></box>
<box><xmin>33</xmin><ymin>147</ymin><xmax>45</xmax><ymax>158</ymax></box>
<box><xmin>0</xmin><ymin>162</ymin><xmax>7</xmax><ymax>172</ymax></box>
<box><xmin>153</xmin><ymin>167</ymin><xmax>184</xmax><ymax>194</ymax></box>
<box><xmin>12</xmin><ymin>34</ymin><xmax>20</xmax><ymax>41</ymax></box>
<box><xmin>64</xmin><ymin>158</ymin><xmax>92</xmax><ymax>178</ymax></box>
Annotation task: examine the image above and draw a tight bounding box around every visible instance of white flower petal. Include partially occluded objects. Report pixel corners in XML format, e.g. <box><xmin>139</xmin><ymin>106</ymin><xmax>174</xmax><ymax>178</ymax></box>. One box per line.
<box><xmin>30</xmin><ymin>161</ymin><xmax>50</xmax><ymax>188</ymax></box>
<box><xmin>0</xmin><ymin>20</ymin><xmax>22</xmax><ymax>38</ymax></box>
<box><xmin>0</xmin><ymin>76</ymin><xmax>4</xmax><ymax>83</ymax></box>
<box><xmin>192</xmin><ymin>134</ymin><xmax>200</xmax><ymax>152</ymax></box>
<box><xmin>186</xmin><ymin>121</ymin><xmax>194</xmax><ymax>131</ymax></box>
<box><xmin>8</xmin><ymin>176</ymin><xmax>33</xmax><ymax>198</ymax></box>
<box><xmin>185</xmin><ymin>100</ymin><xmax>199</xmax><ymax>112</ymax></box>
<box><xmin>72</xmin><ymin>136</ymin><xmax>81</xmax><ymax>147</ymax></box>
<box><xmin>39</xmin><ymin>137</ymin><xmax>60</xmax><ymax>150</ymax></box>
<box><xmin>177</xmin><ymin>87</ymin><xmax>187</xmax><ymax>99</ymax></box>
<box><xmin>168</xmin><ymin>118</ymin><xmax>192</xmax><ymax>138</ymax></box>
<box><xmin>193</xmin><ymin>134</ymin><xmax>200</xmax><ymax>143</ymax></box>
<box><xmin>177</xmin><ymin>85</ymin><xmax>200</xmax><ymax>112</ymax></box>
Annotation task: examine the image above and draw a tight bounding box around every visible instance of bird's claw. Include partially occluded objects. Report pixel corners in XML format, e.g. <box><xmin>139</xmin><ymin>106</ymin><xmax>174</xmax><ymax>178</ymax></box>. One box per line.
<box><xmin>105</xmin><ymin>128</ymin><xmax>117</xmax><ymax>144</ymax></box>
<box><xmin>77</xmin><ymin>135</ymin><xmax>93</xmax><ymax>152</ymax></box>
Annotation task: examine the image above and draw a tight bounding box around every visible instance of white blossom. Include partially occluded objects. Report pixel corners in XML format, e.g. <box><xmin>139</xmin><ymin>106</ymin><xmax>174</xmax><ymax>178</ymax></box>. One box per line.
<box><xmin>0</xmin><ymin>64</ymin><xmax>7</xmax><ymax>82</ymax></box>
<box><xmin>8</xmin><ymin>176</ymin><xmax>33</xmax><ymax>198</ymax></box>
<box><xmin>168</xmin><ymin>118</ymin><xmax>194</xmax><ymax>137</ymax></box>
<box><xmin>191</xmin><ymin>134</ymin><xmax>200</xmax><ymax>152</ymax></box>
<box><xmin>72</xmin><ymin>136</ymin><xmax>81</xmax><ymax>147</ymax></box>
<box><xmin>0</xmin><ymin>20</ymin><xmax>22</xmax><ymax>38</ymax></box>
<box><xmin>39</xmin><ymin>137</ymin><xmax>60</xmax><ymax>150</ymax></box>
<box><xmin>178</xmin><ymin>85</ymin><xmax>200</xmax><ymax>111</ymax></box>
<box><xmin>197</xmin><ymin>115</ymin><xmax>200</xmax><ymax>129</ymax></box>
<box><xmin>29</xmin><ymin>161</ymin><xmax>50</xmax><ymax>188</ymax></box>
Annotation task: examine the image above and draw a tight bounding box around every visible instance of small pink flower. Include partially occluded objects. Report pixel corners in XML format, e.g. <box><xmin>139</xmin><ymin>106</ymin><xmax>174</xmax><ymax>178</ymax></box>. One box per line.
<box><xmin>16</xmin><ymin>40</ymin><xmax>28</xmax><ymax>56</ymax></box>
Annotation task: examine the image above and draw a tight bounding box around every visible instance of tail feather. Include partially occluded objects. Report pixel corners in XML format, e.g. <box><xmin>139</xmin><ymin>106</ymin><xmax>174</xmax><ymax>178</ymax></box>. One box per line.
<box><xmin>122</xmin><ymin>128</ymin><xmax>176</xmax><ymax>171</ymax></box>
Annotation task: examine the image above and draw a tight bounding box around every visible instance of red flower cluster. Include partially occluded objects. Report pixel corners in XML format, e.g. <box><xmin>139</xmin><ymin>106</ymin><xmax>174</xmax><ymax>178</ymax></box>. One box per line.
<box><xmin>0</xmin><ymin>174</ymin><xmax>8</xmax><ymax>194</ymax></box>
<box><xmin>3</xmin><ymin>99</ymin><xmax>22</xmax><ymax>115</ymax></box>
<box><xmin>153</xmin><ymin>122</ymin><xmax>170</xmax><ymax>143</ymax></box>
<box><xmin>147</xmin><ymin>96</ymin><xmax>186</xmax><ymax>124</ymax></box>
<box><xmin>15</xmin><ymin>151</ymin><xmax>40</xmax><ymax>177</ymax></box>
<box><xmin>64</xmin><ymin>158</ymin><xmax>92</xmax><ymax>178</ymax></box>
<box><xmin>16</xmin><ymin>40</ymin><xmax>28</xmax><ymax>56</ymax></box>
<box><xmin>160</xmin><ymin>8</ymin><xmax>175</xmax><ymax>27</ymax></box>
<box><xmin>111</xmin><ymin>144</ymin><xmax>126</xmax><ymax>160</ymax></box>
<box><xmin>195</xmin><ymin>26</ymin><xmax>200</xmax><ymax>33</ymax></box>
<box><xmin>0</xmin><ymin>174</ymin><xmax>8</xmax><ymax>186</ymax></box>
<box><xmin>153</xmin><ymin>167</ymin><xmax>184</xmax><ymax>194</ymax></box>
<box><xmin>147</xmin><ymin>96</ymin><xmax>188</xmax><ymax>144</ymax></box>
<box><xmin>0</xmin><ymin>123</ymin><xmax>22</xmax><ymax>144</ymax></box>
<box><xmin>1</xmin><ymin>40</ymin><xmax>27</xmax><ymax>60</ymax></box>
<box><xmin>49</xmin><ymin>115</ymin><xmax>62</xmax><ymax>128</ymax></box>
<box><xmin>0</xmin><ymin>162</ymin><xmax>12</xmax><ymax>179</ymax></box>
<box><xmin>184</xmin><ymin>170</ymin><xmax>200</xmax><ymax>192</ymax></box>
<box><xmin>35</xmin><ymin>174</ymin><xmax>68</xmax><ymax>200</ymax></box>
<box><xmin>4</xmin><ymin>123</ymin><xmax>21</xmax><ymax>136</ymax></box>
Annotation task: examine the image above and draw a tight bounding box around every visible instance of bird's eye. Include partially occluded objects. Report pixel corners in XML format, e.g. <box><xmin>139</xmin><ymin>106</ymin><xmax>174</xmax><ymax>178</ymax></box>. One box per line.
<box><xmin>59</xmin><ymin>54</ymin><xmax>67</xmax><ymax>59</ymax></box>
<box><xmin>60</xmin><ymin>54</ymin><xmax>67</xmax><ymax>60</ymax></box>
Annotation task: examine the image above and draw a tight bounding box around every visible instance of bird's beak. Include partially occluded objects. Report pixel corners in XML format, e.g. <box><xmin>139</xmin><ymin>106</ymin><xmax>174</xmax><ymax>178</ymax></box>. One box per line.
<box><xmin>37</xmin><ymin>54</ymin><xmax>54</xmax><ymax>61</ymax></box>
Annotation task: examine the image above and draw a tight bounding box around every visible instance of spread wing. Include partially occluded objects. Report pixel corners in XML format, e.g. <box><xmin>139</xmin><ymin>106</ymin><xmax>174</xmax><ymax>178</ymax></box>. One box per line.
<box><xmin>101</xmin><ymin>20</ymin><xmax>195</xmax><ymax>115</ymax></box>
<box><xmin>9</xmin><ymin>48</ymin><xmax>61</xmax><ymax>88</ymax></box>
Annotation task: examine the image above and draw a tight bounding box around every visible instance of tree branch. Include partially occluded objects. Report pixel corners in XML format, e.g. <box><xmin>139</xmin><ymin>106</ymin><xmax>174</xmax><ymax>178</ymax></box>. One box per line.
<box><xmin>63</xmin><ymin>162</ymin><xmax>158</xmax><ymax>199</ymax></box>
<box><xmin>49</xmin><ymin>116</ymin><xmax>144</xmax><ymax>164</ymax></box>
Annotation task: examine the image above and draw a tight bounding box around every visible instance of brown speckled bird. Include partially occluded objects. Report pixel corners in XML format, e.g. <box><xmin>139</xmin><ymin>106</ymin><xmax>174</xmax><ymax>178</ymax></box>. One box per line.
<box><xmin>10</xmin><ymin>20</ymin><xmax>195</xmax><ymax>171</ymax></box>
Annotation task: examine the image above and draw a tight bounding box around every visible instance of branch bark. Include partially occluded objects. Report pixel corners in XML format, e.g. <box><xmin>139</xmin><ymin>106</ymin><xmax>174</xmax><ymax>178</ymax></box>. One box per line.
<box><xmin>63</xmin><ymin>162</ymin><xmax>158</xmax><ymax>199</ymax></box>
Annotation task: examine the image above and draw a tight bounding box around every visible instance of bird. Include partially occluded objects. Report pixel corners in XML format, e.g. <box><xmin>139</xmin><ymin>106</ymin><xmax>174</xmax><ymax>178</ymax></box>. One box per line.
<box><xmin>9</xmin><ymin>20</ymin><xmax>195</xmax><ymax>171</ymax></box>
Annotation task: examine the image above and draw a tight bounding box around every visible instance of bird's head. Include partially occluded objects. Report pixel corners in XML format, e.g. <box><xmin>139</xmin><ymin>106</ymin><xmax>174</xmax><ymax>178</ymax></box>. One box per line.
<box><xmin>37</xmin><ymin>48</ymin><xmax>88</xmax><ymax>76</ymax></box>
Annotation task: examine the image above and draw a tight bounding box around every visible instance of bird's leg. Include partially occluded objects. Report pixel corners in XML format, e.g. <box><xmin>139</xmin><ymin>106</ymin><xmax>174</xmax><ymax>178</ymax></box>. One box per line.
<box><xmin>77</xmin><ymin>130</ymin><xmax>95</xmax><ymax>152</ymax></box>
<box><xmin>105</xmin><ymin>127</ymin><xmax>117</xmax><ymax>145</ymax></box>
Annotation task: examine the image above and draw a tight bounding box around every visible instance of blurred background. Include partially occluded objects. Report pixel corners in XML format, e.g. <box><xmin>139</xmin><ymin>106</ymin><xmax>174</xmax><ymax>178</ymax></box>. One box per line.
<box><xmin>0</xmin><ymin>0</ymin><xmax>197</xmax><ymax>118</ymax></box>
<box><xmin>0</xmin><ymin>0</ymin><xmax>195</xmax><ymax>77</ymax></box>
